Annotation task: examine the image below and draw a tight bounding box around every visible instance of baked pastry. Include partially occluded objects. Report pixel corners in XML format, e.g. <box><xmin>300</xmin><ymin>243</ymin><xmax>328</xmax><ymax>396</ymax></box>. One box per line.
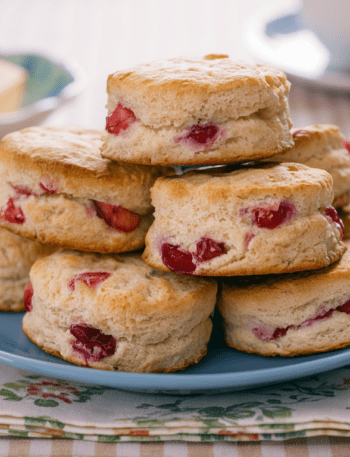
<box><xmin>0</xmin><ymin>228</ymin><xmax>55</xmax><ymax>311</ymax></box>
<box><xmin>267</xmin><ymin>124</ymin><xmax>350</xmax><ymax>207</ymax></box>
<box><xmin>0</xmin><ymin>127</ymin><xmax>169</xmax><ymax>253</ymax></box>
<box><xmin>142</xmin><ymin>162</ymin><xmax>346</xmax><ymax>276</ymax></box>
<box><xmin>22</xmin><ymin>250</ymin><xmax>217</xmax><ymax>372</ymax></box>
<box><xmin>101</xmin><ymin>54</ymin><xmax>294</xmax><ymax>165</ymax></box>
<box><xmin>218</xmin><ymin>242</ymin><xmax>350</xmax><ymax>357</ymax></box>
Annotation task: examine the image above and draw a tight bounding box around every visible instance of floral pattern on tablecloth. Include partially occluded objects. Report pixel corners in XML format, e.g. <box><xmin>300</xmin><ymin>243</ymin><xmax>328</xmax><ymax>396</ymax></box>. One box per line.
<box><xmin>0</xmin><ymin>364</ymin><xmax>350</xmax><ymax>441</ymax></box>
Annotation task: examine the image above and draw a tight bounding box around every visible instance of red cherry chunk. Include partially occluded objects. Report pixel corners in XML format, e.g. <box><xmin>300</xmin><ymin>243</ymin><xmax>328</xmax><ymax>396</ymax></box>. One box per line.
<box><xmin>271</xmin><ymin>326</ymin><xmax>289</xmax><ymax>340</ymax></box>
<box><xmin>195</xmin><ymin>237</ymin><xmax>227</xmax><ymax>262</ymax></box>
<box><xmin>11</xmin><ymin>184</ymin><xmax>34</xmax><ymax>197</ymax></box>
<box><xmin>24</xmin><ymin>283</ymin><xmax>34</xmax><ymax>312</ymax></box>
<box><xmin>39</xmin><ymin>180</ymin><xmax>58</xmax><ymax>194</ymax></box>
<box><xmin>93</xmin><ymin>200</ymin><xmax>140</xmax><ymax>233</ymax></box>
<box><xmin>324</xmin><ymin>205</ymin><xmax>344</xmax><ymax>238</ymax></box>
<box><xmin>70</xmin><ymin>323</ymin><xmax>116</xmax><ymax>363</ymax></box>
<box><xmin>4</xmin><ymin>198</ymin><xmax>25</xmax><ymax>224</ymax></box>
<box><xmin>292</xmin><ymin>129</ymin><xmax>310</xmax><ymax>138</ymax></box>
<box><xmin>250</xmin><ymin>200</ymin><xmax>296</xmax><ymax>229</ymax></box>
<box><xmin>337</xmin><ymin>299</ymin><xmax>350</xmax><ymax>314</ymax></box>
<box><xmin>175</xmin><ymin>122</ymin><xmax>220</xmax><ymax>148</ymax></box>
<box><xmin>161</xmin><ymin>243</ymin><xmax>196</xmax><ymax>275</ymax></box>
<box><xmin>68</xmin><ymin>271</ymin><xmax>111</xmax><ymax>291</ymax></box>
<box><xmin>342</xmin><ymin>139</ymin><xmax>350</xmax><ymax>154</ymax></box>
<box><xmin>106</xmin><ymin>103</ymin><xmax>137</xmax><ymax>136</ymax></box>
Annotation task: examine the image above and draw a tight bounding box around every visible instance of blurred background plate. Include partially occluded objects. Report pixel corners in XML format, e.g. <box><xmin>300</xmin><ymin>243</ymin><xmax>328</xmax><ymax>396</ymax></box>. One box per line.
<box><xmin>243</xmin><ymin>0</ymin><xmax>350</xmax><ymax>92</ymax></box>
<box><xmin>0</xmin><ymin>50</ymin><xmax>87</xmax><ymax>138</ymax></box>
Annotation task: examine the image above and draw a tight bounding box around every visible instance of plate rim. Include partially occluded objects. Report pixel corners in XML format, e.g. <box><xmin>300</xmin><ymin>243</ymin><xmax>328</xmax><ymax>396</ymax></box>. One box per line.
<box><xmin>2</xmin><ymin>338</ymin><xmax>350</xmax><ymax>391</ymax></box>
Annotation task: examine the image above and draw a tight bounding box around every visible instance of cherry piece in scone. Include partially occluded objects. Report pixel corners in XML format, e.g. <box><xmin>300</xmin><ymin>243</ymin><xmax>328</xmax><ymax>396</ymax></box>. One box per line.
<box><xmin>161</xmin><ymin>243</ymin><xmax>196</xmax><ymax>275</ymax></box>
<box><xmin>292</xmin><ymin>129</ymin><xmax>310</xmax><ymax>138</ymax></box>
<box><xmin>244</xmin><ymin>232</ymin><xmax>255</xmax><ymax>249</ymax></box>
<box><xmin>68</xmin><ymin>271</ymin><xmax>111</xmax><ymax>291</ymax></box>
<box><xmin>93</xmin><ymin>201</ymin><xmax>140</xmax><ymax>233</ymax></box>
<box><xmin>70</xmin><ymin>323</ymin><xmax>116</xmax><ymax>363</ymax></box>
<box><xmin>39</xmin><ymin>179</ymin><xmax>58</xmax><ymax>194</ymax></box>
<box><xmin>11</xmin><ymin>184</ymin><xmax>34</xmax><ymax>198</ymax></box>
<box><xmin>195</xmin><ymin>237</ymin><xmax>227</xmax><ymax>262</ymax></box>
<box><xmin>338</xmin><ymin>299</ymin><xmax>350</xmax><ymax>314</ymax></box>
<box><xmin>3</xmin><ymin>198</ymin><xmax>26</xmax><ymax>224</ymax></box>
<box><xmin>250</xmin><ymin>201</ymin><xmax>296</xmax><ymax>229</ymax></box>
<box><xmin>24</xmin><ymin>282</ymin><xmax>34</xmax><ymax>312</ymax></box>
<box><xmin>175</xmin><ymin>122</ymin><xmax>220</xmax><ymax>149</ymax></box>
<box><xmin>342</xmin><ymin>139</ymin><xmax>350</xmax><ymax>154</ymax></box>
<box><xmin>106</xmin><ymin>102</ymin><xmax>137</xmax><ymax>136</ymax></box>
<box><xmin>324</xmin><ymin>205</ymin><xmax>344</xmax><ymax>238</ymax></box>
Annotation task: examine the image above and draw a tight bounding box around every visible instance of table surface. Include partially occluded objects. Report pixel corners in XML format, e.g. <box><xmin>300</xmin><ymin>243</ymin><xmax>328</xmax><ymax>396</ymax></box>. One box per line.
<box><xmin>1</xmin><ymin>0</ymin><xmax>350</xmax><ymax>455</ymax></box>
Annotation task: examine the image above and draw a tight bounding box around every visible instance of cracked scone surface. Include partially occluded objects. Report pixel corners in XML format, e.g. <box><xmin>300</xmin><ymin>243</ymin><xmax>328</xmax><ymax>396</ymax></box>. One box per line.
<box><xmin>268</xmin><ymin>124</ymin><xmax>350</xmax><ymax>207</ymax></box>
<box><xmin>0</xmin><ymin>228</ymin><xmax>55</xmax><ymax>311</ymax></box>
<box><xmin>102</xmin><ymin>54</ymin><xmax>294</xmax><ymax>165</ymax></box>
<box><xmin>22</xmin><ymin>250</ymin><xmax>217</xmax><ymax>372</ymax></box>
<box><xmin>218</xmin><ymin>242</ymin><xmax>350</xmax><ymax>357</ymax></box>
<box><xmin>142</xmin><ymin>162</ymin><xmax>346</xmax><ymax>276</ymax></box>
<box><xmin>0</xmin><ymin>126</ymin><xmax>170</xmax><ymax>253</ymax></box>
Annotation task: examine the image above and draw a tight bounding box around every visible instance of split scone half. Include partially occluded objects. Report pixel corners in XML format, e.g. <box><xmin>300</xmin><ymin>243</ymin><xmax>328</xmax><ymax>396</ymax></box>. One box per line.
<box><xmin>267</xmin><ymin>124</ymin><xmax>350</xmax><ymax>208</ymax></box>
<box><xmin>0</xmin><ymin>227</ymin><xmax>55</xmax><ymax>311</ymax></box>
<box><xmin>0</xmin><ymin>126</ymin><xmax>170</xmax><ymax>253</ymax></box>
<box><xmin>22</xmin><ymin>250</ymin><xmax>217</xmax><ymax>372</ymax></box>
<box><xmin>101</xmin><ymin>54</ymin><xmax>294</xmax><ymax>165</ymax></box>
<box><xmin>218</xmin><ymin>242</ymin><xmax>350</xmax><ymax>357</ymax></box>
<box><xmin>142</xmin><ymin>162</ymin><xmax>346</xmax><ymax>276</ymax></box>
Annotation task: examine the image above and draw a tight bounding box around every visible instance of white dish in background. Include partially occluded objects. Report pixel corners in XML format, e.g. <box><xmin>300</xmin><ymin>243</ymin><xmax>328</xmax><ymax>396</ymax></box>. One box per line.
<box><xmin>243</xmin><ymin>0</ymin><xmax>350</xmax><ymax>92</ymax></box>
<box><xmin>0</xmin><ymin>50</ymin><xmax>87</xmax><ymax>139</ymax></box>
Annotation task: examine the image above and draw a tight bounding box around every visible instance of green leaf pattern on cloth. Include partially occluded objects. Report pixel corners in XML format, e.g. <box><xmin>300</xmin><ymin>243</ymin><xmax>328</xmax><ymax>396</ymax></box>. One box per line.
<box><xmin>0</xmin><ymin>363</ymin><xmax>349</xmax><ymax>441</ymax></box>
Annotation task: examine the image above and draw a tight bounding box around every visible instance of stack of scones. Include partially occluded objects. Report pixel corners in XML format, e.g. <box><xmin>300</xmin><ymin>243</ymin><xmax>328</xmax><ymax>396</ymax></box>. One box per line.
<box><xmin>1</xmin><ymin>54</ymin><xmax>350</xmax><ymax>371</ymax></box>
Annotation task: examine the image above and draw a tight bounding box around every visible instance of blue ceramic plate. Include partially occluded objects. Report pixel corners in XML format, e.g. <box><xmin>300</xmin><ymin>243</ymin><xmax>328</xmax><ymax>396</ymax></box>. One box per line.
<box><xmin>1</xmin><ymin>312</ymin><xmax>350</xmax><ymax>394</ymax></box>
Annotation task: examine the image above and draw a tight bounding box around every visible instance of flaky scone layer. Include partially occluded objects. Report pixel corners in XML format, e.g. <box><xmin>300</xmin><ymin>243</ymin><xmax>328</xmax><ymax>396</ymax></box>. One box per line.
<box><xmin>0</xmin><ymin>126</ymin><xmax>170</xmax><ymax>252</ymax></box>
<box><xmin>0</xmin><ymin>228</ymin><xmax>55</xmax><ymax>311</ymax></box>
<box><xmin>218</xmin><ymin>243</ymin><xmax>350</xmax><ymax>356</ymax></box>
<box><xmin>22</xmin><ymin>250</ymin><xmax>217</xmax><ymax>372</ymax></box>
<box><xmin>142</xmin><ymin>163</ymin><xmax>346</xmax><ymax>276</ymax></box>
<box><xmin>102</xmin><ymin>55</ymin><xmax>293</xmax><ymax>165</ymax></box>
<box><xmin>267</xmin><ymin>124</ymin><xmax>350</xmax><ymax>206</ymax></box>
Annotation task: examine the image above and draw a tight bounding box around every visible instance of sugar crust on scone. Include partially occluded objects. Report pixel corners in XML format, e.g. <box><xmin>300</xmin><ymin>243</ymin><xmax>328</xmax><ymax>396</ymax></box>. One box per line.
<box><xmin>268</xmin><ymin>124</ymin><xmax>350</xmax><ymax>207</ymax></box>
<box><xmin>218</xmin><ymin>242</ymin><xmax>350</xmax><ymax>357</ymax></box>
<box><xmin>142</xmin><ymin>163</ymin><xmax>346</xmax><ymax>276</ymax></box>
<box><xmin>101</xmin><ymin>55</ymin><xmax>294</xmax><ymax>165</ymax></box>
<box><xmin>22</xmin><ymin>250</ymin><xmax>217</xmax><ymax>372</ymax></box>
<box><xmin>0</xmin><ymin>227</ymin><xmax>55</xmax><ymax>311</ymax></box>
<box><xmin>0</xmin><ymin>126</ymin><xmax>170</xmax><ymax>253</ymax></box>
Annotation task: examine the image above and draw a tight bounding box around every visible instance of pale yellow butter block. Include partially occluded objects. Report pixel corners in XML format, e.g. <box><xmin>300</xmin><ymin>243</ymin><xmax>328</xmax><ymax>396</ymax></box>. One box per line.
<box><xmin>0</xmin><ymin>59</ymin><xmax>27</xmax><ymax>113</ymax></box>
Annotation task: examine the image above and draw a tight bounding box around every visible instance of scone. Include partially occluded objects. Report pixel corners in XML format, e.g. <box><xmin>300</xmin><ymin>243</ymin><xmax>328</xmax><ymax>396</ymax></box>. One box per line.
<box><xmin>0</xmin><ymin>228</ymin><xmax>55</xmax><ymax>311</ymax></box>
<box><xmin>101</xmin><ymin>54</ymin><xmax>294</xmax><ymax>165</ymax></box>
<box><xmin>0</xmin><ymin>126</ymin><xmax>170</xmax><ymax>253</ymax></box>
<box><xmin>22</xmin><ymin>250</ymin><xmax>217</xmax><ymax>372</ymax></box>
<box><xmin>142</xmin><ymin>163</ymin><xmax>345</xmax><ymax>276</ymax></box>
<box><xmin>218</xmin><ymin>242</ymin><xmax>350</xmax><ymax>357</ymax></box>
<box><xmin>267</xmin><ymin>125</ymin><xmax>350</xmax><ymax>207</ymax></box>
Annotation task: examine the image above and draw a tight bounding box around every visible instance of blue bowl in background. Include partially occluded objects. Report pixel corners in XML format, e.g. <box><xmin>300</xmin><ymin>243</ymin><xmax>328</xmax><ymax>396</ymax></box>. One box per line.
<box><xmin>0</xmin><ymin>51</ymin><xmax>87</xmax><ymax>138</ymax></box>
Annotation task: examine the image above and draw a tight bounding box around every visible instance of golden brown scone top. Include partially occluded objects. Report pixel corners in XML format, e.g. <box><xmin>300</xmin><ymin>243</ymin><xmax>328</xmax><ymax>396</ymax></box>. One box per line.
<box><xmin>151</xmin><ymin>162</ymin><xmax>333</xmax><ymax>204</ymax></box>
<box><xmin>31</xmin><ymin>250</ymin><xmax>217</xmax><ymax>318</ymax></box>
<box><xmin>107</xmin><ymin>55</ymin><xmax>290</xmax><ymax>96</ymax></box>
<box><xmin>0</xmin><ymin>126</ymin><xmax>171</xmax><ymax>206</ymax></box>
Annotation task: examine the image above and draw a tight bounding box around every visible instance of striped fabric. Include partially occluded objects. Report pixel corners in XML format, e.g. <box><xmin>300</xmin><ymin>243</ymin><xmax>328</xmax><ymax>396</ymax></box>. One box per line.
<box><xmin>0</xmin><ymin>437</ymin><xmax>349</xmax><ymax>457</ymax></box>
